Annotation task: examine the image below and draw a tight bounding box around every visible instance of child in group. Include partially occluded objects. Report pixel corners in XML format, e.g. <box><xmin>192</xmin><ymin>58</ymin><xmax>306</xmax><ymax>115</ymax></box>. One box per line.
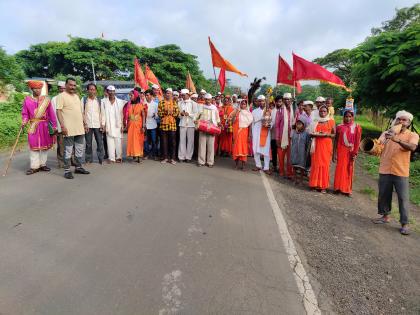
<box><xmin>290</xmin><ymin>118</ymin><xmax>311</xmax><ymax>186</ymax></box>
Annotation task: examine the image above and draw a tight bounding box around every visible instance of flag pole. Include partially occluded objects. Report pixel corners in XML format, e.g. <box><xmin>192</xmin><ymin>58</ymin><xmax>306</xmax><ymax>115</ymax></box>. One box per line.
<box><xmin>212</xmin><ymin>66</ymin><xmax>219</xmax><ymax>92</ymax></box>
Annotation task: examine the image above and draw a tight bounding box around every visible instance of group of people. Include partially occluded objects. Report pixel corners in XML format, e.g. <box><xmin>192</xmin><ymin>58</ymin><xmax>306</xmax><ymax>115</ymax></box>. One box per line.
<box><xmin>21</xmin><ymin>78</ymin><xmax>418</xmax><ymax>234</ymax></box>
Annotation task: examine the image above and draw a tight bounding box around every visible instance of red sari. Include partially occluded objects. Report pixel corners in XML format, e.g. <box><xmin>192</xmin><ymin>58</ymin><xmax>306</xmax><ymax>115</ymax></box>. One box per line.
<box><xmin>334</xmin><ymin>123</ymin><xmax>362</xmax><ymax>194</ymax></box>
<box><xmin>309</xmin><ymin>119</ymin><xmax>335</xmax><ymax>189</ymax></box>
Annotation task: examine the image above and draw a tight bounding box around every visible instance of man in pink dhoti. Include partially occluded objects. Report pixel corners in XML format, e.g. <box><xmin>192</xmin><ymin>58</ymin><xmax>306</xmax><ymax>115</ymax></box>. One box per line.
<box><xmin>21</xmin><ymin>81</ymin><xmax>57</xmax><ymax>175</ymax></box>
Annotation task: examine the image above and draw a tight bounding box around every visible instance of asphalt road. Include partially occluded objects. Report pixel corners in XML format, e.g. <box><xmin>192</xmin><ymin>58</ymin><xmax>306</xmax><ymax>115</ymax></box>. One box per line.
<box><xmin>0</xmin><ymin>149</ymin><xmax>308</xmax><ymax>315</ymax></box>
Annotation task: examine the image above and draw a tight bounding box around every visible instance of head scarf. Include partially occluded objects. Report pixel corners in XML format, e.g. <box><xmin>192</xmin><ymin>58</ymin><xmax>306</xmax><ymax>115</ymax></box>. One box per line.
<box><xmin>131</xmin><ymin>89</ymin><xmax>139</xmax><ymax>100</ymax></box>
<box><xmin>391</xmin><ymin>110</ymin><xmax>414</xmax><ymax>127</ymax></box>
<box><xmin>340</xmin><ymin>110</ymin><xmax>356</xmax><ymax>148</ymax></box>
<box><xmin>27</xmin><ymin>81</ymin><xmax>43</xmax><ymax>89</ymax></box>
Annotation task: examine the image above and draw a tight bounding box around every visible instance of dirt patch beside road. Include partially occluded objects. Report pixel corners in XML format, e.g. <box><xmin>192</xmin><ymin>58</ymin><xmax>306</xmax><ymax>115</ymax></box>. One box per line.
<box><xmin>269</xmin><ymin>160</ymin><xmax>420</xmax><ymax>314</ymax></box>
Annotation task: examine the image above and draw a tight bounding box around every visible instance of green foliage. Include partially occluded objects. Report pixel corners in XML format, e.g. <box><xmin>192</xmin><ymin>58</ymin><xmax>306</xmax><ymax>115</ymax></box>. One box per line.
<box><xmin>371</xmin><ymin>4</ymin><xmax>420</xmax><ymax>35</ymax></box>
<box><xmin>15</xmin><ymin>37</ymin><xmax>211</xmax><ymax>91</ymax></box>
<box><xmin>0</xmin><ymin>47</ymin><xmax>26</xmax><ymax>92</ymax></box>
<box><xmin>0</xmin><ymin>92</ymin><xmax>26</xmax><ymax>149</ymax></box>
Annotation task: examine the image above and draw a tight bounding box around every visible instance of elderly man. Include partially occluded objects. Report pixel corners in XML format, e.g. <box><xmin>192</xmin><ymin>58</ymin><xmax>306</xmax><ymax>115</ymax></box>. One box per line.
<box><xmin>158</xmin><ymin>88</ymin><xmax>180</xmax><ymax>164</ymax></box>
<box><xmin>300</xmin><ymin>101</ymin><xmax>313</xmax><ymax>128</ymax></box>
<box><xmin>373</xmin><ymin>111</ymin><xmax>419</xmax><ymax>235</ymax></box>
<box><xmin>232</xmin><ymin>94</ymin><xmax>239</xmax><ymax>109</ymax></box>
<box><xmin>178</xmin><ymin>89</ymin><xmax>199</xmax><ymax>162</ymax></box>
<box><xmin>197</xmin><ymin>93</ymin><xmax>220</xmax><ymax>167</ymax></box>
<box><xmin>251</xmin><ymin>95</ymin><xmax>272</xmax><ymax>174</ymax></box>
<box><xmin>198</xmin><ymin>89</ymin><xmax>206</xmax><ymax>105</ymax></box>
<box><xmin>311</xmin><ymin>96</ymin><xmax>326</xmax><ymax>122</ymax></box>
<box><xmin>275</xmin><ymin>93</ymin><xmax>294</xmax><ymax>178</ymax></box>
<box><xmin>56</xmin><ymin>78</ymin><xmax>90</xmax><ymax>179</ymax></box>
<box><xmin>22</xmin><ymin>81</ymin><xmax>57</xmax><ymax>175</ymax></box>
<box><xmin>51</xmin><ymin>81</ymin><xmax>66</xmax><ymax>167</ymax></box>
<box><xmin>101</xmin><ymin>85</ymin><xmax>126</xmax><ymax>163</ymax></box>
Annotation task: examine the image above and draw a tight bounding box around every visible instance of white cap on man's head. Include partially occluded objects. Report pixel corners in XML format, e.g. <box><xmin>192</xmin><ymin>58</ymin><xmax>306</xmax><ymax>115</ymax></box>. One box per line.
<box><xmin>303</xmin><ymin>100</ymin><xmax>314</xmax><ymax>106</ymax></box>
<box><xmin>152</xmin><ymin>84</ymin><xmax>159</xmax><ymax>89</ymax></box>
<box><xmin>257</xmin><ymin>95</ymin><xmax>266</xmax><ymax>100</ymax></box>
<box><xmin>57</xmin><ymin>81</ymin><xmax>65</xmax><ymax>88</ymax></box>
<box><xmin>204</xmin><ymin>93</ymin><xmax>212</xmax><ymax>99</ymax></box>
<box><xmin>283</xmin><ymin>92</ymin><xmax>292</xmax><ymax>99</ymax></box>
<box><xmin>232</xmin><ymin>94</ymin><xmax>238</xmax><ymax>98</ymax></box>
<box><xmin>316</xmin><ymin>96</ymin><xmax>326</xmax><ymax>102</ymax></box>
<box><xmin>200</xmin><ymin>89</ymin><xmax>206</xmax><ymax>94</ymax></box>
<box><xmin>107</xmin><ymin>85</ymin><xmax>115</xmax><ymax>91</ymax></box>
<box><xmin>173</xmin><ymin>91</ymin><xmax>179</xmax><ymax>96</ymax></box>
<box><xmin>191</xmin><ymin>93</ymin><xmax>198</xmax><ymax>98</ymax></box>
<box><xmin>181</xmin><ymin>88</ymin><xmax>189</xmax><ymax>94</ymax></box>
<box><xmin>165</xmin><ymin>87</ymin><xmax>173</xmax><ymax>93</ymax></box>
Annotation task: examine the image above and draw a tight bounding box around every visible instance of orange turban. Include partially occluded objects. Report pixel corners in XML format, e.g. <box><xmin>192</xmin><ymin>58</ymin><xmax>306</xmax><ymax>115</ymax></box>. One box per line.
<box><xmin>27</xmin><ymin>80</ymin><xmax>44</xmax><ymax>89</ymax></box>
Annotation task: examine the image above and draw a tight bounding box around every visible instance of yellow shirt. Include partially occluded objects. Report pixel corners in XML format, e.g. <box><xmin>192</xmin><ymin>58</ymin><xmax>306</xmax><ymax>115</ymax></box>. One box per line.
<box><xmin>56</xmin><ymin>92</ymin><xmax>85</xmax><ymax>136</ymax></box>
<box><xmin>328</xmin><ymin>106</ymin><xmax>335</xmax><ymax>118</ymax></box>
<box><xmin>378</xmin><ymin>129</ymin><xmax>419</xmax><ymax>177</ymax></box>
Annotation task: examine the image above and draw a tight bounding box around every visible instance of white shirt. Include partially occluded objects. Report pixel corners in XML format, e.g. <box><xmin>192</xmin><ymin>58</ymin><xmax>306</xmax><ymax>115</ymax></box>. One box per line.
<box><xmin>199</xmin><ymin>104</ymin><xmax>220</xmax><ymax>126</ymax></box>
<box><xmin>146</xmin><ymin>100</ymin><xmax>159</xmax><ymax>129</ymax></box>
<box><xmin>51</xmin><ymin>95</ymin><xmax>61</xmax><ymax>132</ymax></box>
<box><xmin>84</xmin><ymin>97</ymin><xmax>101</xmax><ymax>128</ymax></box>
<box><xmin>178</xmin><ymin>99</ymin><xmax>199</xmax><ymax>128</ymax></box>
<box><xmin>101</xmin><ymin>97</ymin><xmax>125</xmax><ymax>138</ymax></box>
<box><xmin>252</xmin><ymin>107</ymin><xmax>271</xmax><ymax>156</ymax></box>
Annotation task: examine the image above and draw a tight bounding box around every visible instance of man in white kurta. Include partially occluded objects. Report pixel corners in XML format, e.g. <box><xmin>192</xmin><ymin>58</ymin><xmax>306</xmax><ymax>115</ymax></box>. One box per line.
<box><xmin>178</xmin><ymin>89</ymin><xmax>199</xmax><ymax>162</ymax></box>
<box><xmin>252</xmin><ymin>95</ymin><xmax>271</xmax><ymax>172</ymax></box>
<box><xmin>101</xmin><ymin>85</ymin><xmax>125</xmax><ymax>162</ymax></box>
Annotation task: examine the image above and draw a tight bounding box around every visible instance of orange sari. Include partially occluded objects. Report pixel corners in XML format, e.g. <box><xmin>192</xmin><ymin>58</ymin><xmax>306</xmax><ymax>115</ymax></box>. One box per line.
<box><xmin>333</xmin><ymin>124</ymin><xmax>362</xmax><ymax>193</ymax></box>
<box><xmin>126</xmin><ymin>103</ymin><xmax>146</xmax><ymax>157</ymax></box>
<box><xmin>309</xmin><ymin>119</ymin><xmax>335</xmax><ymax>189</ymax></box>
<box><xmin>232</xmin><ymin>115</ymin><xmax>249</xmax><ymax>162</ymax></box>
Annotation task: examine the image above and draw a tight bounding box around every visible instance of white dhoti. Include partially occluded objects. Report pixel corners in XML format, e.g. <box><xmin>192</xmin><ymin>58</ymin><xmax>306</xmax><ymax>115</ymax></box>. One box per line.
<box><xmin>107</xmin><ymin>135</ymin><xmax>122</xmax><ymax>161</ymax></box>
<box><xmin>252</xmin><ymin>108</ymin><xmax>271</xmax><ymax>171</ymax></box>
<box><xmin>30</xmin><ymin>150</ymin><xmax>48</xmax><ymax>169</ymax></box>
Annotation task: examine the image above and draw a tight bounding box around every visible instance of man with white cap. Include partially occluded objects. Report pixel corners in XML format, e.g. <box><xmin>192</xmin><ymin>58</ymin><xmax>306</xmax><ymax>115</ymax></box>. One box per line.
<box><xmin>51</xmin><ymin>80</ymin><xmax>66</xmax><ymax>167</ymax></box>
<box><xmin>173</xmin><ymin>91</ymin><xmax>180</xmax><ymax>103</ymax></box>
<box><xmin>251</xmin><ymin>94</ymin><xmax>272</xmax><ymax>174</ymax></box>
<box><xmin>158</xmin><ymin>88</ymin><xmax>180</xmax><ymax>164</ymax></box>
<box><xmin>311</xmin><ymin>96</ymin><xmax>326</xmax><ymax>122</ymax></box>
<box><xmin>101</xmin><ymin>85</ymin><xmax>126</xmax><ymax>163</ymax></box>
<box><xmin>300</xmin><ymin>100</ymin><xmax>313</xmax><ymax>127</ymax></box>
<box><xmin>152</xmin><ymin>84</ymin><xmax>162</xmax><ymax>102</ymax></box>
<box><xmin>275</xmin><ymin>92</ymin><xmax>294</xmax><ymax>178</ymax></box>
<box><xmin>198</xmin><ymin>89</ymin><xmax>206</xmax><ymax>105</ymax></box>
<box><xmin>197</xmin><ymin>93</ymin><xmax>220</xmax><ymax>167</ymax></box>
<box><xmin>178</xmin><ymin>89</ymin><xmax>199</xmax><ymax>162</ymax></box>
<box><xmin>373</xmin><ymin>110</ymin><xmax>418</xmax><ymax>235</ymax></box>
<box><xmin>232</xmin><ymin>94</ymin><xmax>239</xmax><ymax>110</ymax></box>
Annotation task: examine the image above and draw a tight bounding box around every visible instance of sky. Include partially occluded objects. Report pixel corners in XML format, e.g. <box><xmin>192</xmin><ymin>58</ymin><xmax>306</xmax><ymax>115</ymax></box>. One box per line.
<box><xmin>0</xmin><ymin>0</ymin><xmax>417</xmax><ymax>88</ymax></box>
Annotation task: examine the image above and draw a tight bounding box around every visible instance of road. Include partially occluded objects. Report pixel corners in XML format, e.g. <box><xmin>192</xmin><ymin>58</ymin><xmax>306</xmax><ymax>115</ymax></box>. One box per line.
<box><xmin>0</xmin><ymin>149</ymin><xmax>314</xmax><ymax>315</ymax></box>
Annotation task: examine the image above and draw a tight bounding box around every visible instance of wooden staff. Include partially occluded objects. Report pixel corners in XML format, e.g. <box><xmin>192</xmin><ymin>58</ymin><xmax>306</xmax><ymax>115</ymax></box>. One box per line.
<box><xmin>2</xmin><ymin>125</ymin><xmax>24</xmax><ymax>176</ymax></box>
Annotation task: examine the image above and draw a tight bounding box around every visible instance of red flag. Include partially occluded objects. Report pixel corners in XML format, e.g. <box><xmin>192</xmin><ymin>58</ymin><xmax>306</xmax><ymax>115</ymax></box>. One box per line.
<box><xmin>209</xmin><ymin>37</ymin><xmax>247</xmax><ymax>77</ymax></box>
<box><xmin>134</xmin><ymin>58</ymin><xmax>148</xmax><ymax>90</ymax></box>
<box><xmin>145</xmin><ymin>64</ymin><xmax>160</xmax><ymax>86</ymax></box>
<box><xmin>276</xmin><ymin>55</ymin><xmax>302</xmax><ymax>94</ymax></box>
<box><xmin>185</xmin><ymin>71</ymin><xmax>196</xmax><ymax>93</ymax></box>
<box><xmin>293</xmin><ymin>53</ymin><xmax>350</xmax><ymax>91</ymax></box>
<box><xmin>218</xmin><ymin>68</ymin><xmax>226</xmax><ymax>93</ymax></box>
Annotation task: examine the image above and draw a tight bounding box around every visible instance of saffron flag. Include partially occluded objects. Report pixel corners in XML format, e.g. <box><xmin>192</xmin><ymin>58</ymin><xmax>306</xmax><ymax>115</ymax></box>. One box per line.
<box><xmin>277</xmin><ymin>55</ymin><xmax>302</xmax><ymax>94</ymax></box>
<box><xmin>293</xmin><ymin>53</ymin><xmax>350</xmax><ymax>91</ymax></box>
<box><xmin>208</xmin><ymin>37</ymin><xmax>247</xmax><ymax>77</ymax></box>
<box><xmin>185</xmin><ymin>71</ymin><xmax>197</xmax><ymax>93</ymax></box>
<box><xmin>134</xmin><ymin>58</ymin><xmax>148</xmax><ymax>90</ymax></box>
<box><xmin>218</xmin><ymin>68</ymin><xmax>226</xmax><ymax>93</ymax></box>
<box><xmin>145</xmin><ymin>64</ymin><xmax>160</xmax><ymax>86</ymax></box>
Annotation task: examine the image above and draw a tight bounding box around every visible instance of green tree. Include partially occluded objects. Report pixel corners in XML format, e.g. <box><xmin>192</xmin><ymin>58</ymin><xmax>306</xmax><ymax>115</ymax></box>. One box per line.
<box><xmin>15</xmin><ymin>37</ymin><xmax>211</xmax><ymax>90</ymax></box>
<box><xmin>313</xmin><ymin>49</ymin><xmax>352</xmax><ymax>85</ymax></box>
<box><xmin>0</xmin><ymin>47</ymin><xmax>26</xmax><ymax>92</ymax></box>
<box><xmin>371</xmin><ymin>4</ymin><xmax>420</xmax><ymax>35</ymax></box>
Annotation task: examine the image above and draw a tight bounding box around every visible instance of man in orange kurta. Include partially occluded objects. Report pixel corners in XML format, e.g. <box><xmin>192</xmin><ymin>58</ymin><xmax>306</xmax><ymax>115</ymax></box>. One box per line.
<box><xmin>219</xmin><ymin>95</ymin><xmax>234</xmax><ymax>156</ymax></box>
<box><xmin>126</xmin><ymin>90</ymin><xmax>146</xmax><ymax>162</ymax></box>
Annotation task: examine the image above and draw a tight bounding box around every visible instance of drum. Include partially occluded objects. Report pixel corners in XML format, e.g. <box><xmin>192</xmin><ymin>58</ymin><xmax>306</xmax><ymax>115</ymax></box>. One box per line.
<box><xmin>198</xmin><ymin>120</ymin><xmax>221</xmax><ymax>136</ymax></box>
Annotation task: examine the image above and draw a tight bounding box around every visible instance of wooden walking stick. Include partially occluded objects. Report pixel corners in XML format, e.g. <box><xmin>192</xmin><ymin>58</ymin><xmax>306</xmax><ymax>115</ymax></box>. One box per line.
<box><xmin>3</xmin><ymin>125</ymin><xmax>24</xmax><ymax>176</ymax></box>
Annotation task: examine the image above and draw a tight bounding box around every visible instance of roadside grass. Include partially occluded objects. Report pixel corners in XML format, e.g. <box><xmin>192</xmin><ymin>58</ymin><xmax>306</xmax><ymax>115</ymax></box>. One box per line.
<box><xmin>0</xmin><ymin>92</ymin><xmax>27</xmax><ymax>151</ymax></box>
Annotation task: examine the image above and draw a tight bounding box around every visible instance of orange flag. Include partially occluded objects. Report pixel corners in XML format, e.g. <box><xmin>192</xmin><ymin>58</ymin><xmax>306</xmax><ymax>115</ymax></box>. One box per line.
<box><xmin>145</xmin><ymin>64</ymin><xmax>160</xmax><ymax>86</ymax></box>
<box><xmin>277</xmin><ymin>55</ymin><xmax>302</xmax><ymax>94</ymax></box>
<box><xmin>208</xmin><ymin>37</ymin><xmax>247</xmax><ymax>77</ymax></box>
<box><xmin>185</xmin><ymin>71</ymin><xmax>196</xmax><ymax>93</ymax></box>
<box><xmin>293</xmin><ymin>53</ymin><xmax>350</xmax><ymax>91</ymax></box>
<box><xmin>134</xmin><ymin>58</ymin><xmax>148</xmax><ymax>90</ymax></box>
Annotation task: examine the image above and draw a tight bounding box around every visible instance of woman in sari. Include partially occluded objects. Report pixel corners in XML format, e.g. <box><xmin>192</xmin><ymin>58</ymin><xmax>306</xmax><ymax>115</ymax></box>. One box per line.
<box><xmin>308</xmin><ymin>105</ymin><xmax>335</xmax><ymax>193</ymax></box>
<box><xmin>333</xmin><ymin>110</ymin><xmax>362</xmax><ymax>196</ymax></box>
<box><xmin>231</xmin><ymin>99</ymin><xmax>253</xmax><ymax>170</ymax></box>
<box><xmin>126</xmin><ymin>90</ymin><xmax>146</xmax><ymax>163</ymax></box>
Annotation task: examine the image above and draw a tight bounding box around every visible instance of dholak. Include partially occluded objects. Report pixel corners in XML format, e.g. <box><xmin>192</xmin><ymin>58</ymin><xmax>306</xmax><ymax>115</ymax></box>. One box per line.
<box><xmin>198</xmin><ymin>120</ymin><xmax>221</xmax><ymax>136</ymax></box>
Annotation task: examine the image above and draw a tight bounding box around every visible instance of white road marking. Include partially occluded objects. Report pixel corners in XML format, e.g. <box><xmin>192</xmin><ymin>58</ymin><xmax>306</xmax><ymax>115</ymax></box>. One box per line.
<box><xmin>261</xmin><ymin>173</ymin><xmax>321</xmax><ymax>315</ymax></box>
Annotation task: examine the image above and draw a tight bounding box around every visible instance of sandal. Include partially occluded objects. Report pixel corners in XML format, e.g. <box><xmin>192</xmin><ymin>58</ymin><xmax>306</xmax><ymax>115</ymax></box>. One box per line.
<box><xmin>372</xmin><ymin>217</ymin><xmax>390</xmax><ymax>224</ymax></box>
<box><xmin>26</xmin><ymin>168</ymin><xmax>39</xmax><ymax>175</ymax></box>
<box><xmin>252</xmin><ymin>167</ymin><xmax>262</xmax><ymax>172</ymax></box>
<box><xmin>400</xmin><ymin>227</ymin><xmax>410</xmax><ymax>235</ymax></box>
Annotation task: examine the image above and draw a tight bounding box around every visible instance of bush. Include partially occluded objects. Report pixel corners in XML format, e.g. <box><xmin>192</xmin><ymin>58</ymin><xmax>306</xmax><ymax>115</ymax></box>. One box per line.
<box><xmin>0</xmin><ymin>92</ymin><xmax>27</xmax><ymax>149</ymax></box>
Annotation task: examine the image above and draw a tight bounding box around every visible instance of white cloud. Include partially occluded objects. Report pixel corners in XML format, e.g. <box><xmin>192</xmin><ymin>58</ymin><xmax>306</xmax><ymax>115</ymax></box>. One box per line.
<box><xmin>0</xmin><ymin>0</ymin><xmax>417</xmax><ymax>88</ymax></box>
